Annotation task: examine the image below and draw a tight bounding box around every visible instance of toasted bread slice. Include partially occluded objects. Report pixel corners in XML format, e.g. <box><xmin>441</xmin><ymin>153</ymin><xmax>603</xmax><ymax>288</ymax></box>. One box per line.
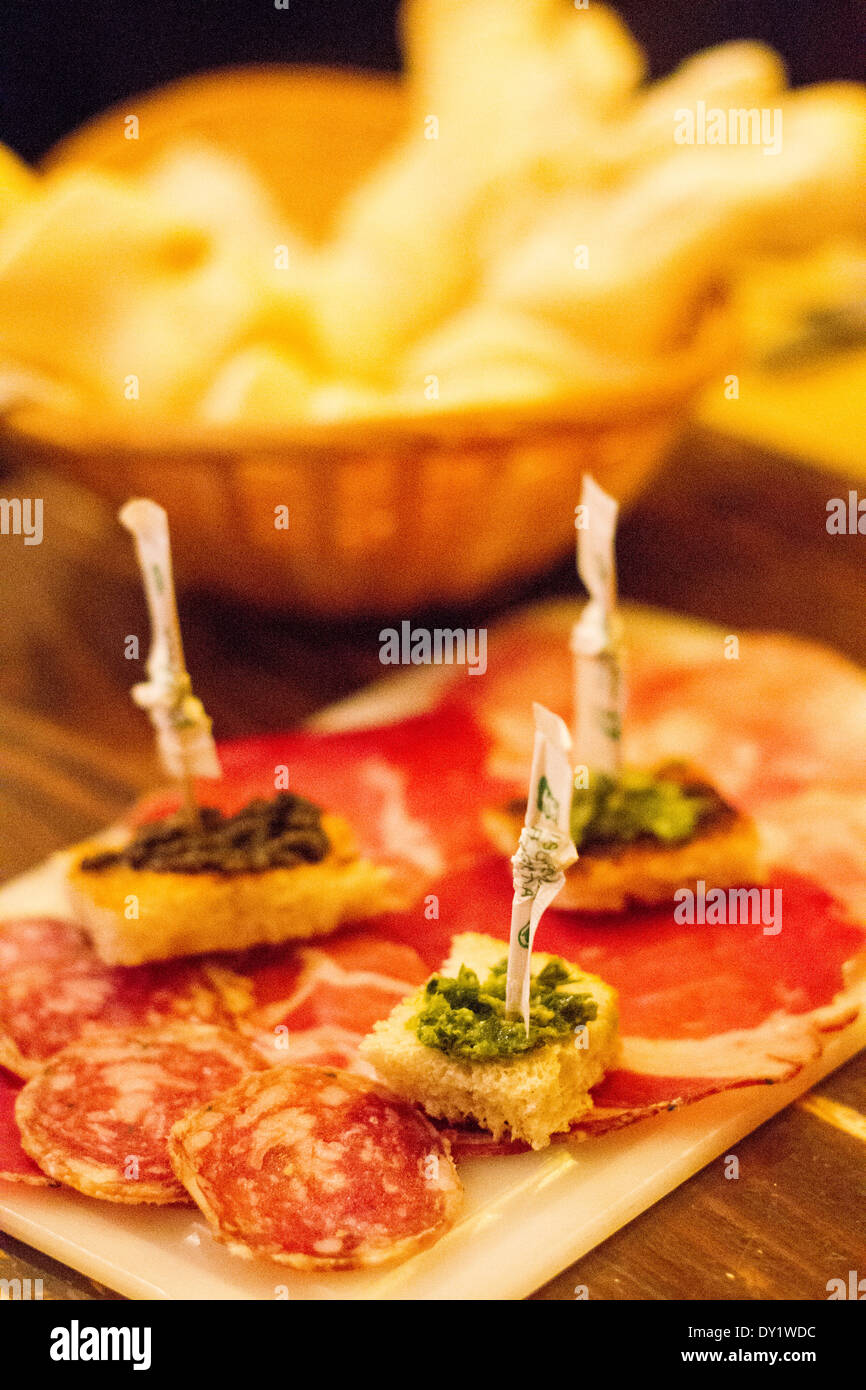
<box><xmin>360</xmin><ymin>932</ymin><xmax>619</xmax><ymax>1150</ymax></box>
<box><xmin>484</xmin><ymin>762</ymin><xmax>764</xmax><ymax>913</ymax></box>
<box><xmin>67</xmin><ymin>812</ymin><xmax>394</xmax><ymax>966</ymax></box>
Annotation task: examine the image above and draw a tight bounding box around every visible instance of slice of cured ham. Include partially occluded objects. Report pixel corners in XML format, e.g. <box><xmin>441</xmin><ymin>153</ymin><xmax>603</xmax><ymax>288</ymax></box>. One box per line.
<box><xmin>382</xmin><ymin>857</ymin><xmax>864</xmax><ymax>1154</ymax></box>
<box><xmin>0</xmin><ymin>917</ymin><xmax>229</xmax><ymax>1078</ymax></box>
<box><xmin>445</xmin><ymin>603</ymin><xmax>866</xmax><ymax>810</ymax></box>
<box><xmin>207</xmin><ymin>930</ymin><xmax>430</xmax><ymax>1072</ymax></box>
<box><xmin>423</xmin><ymin>604</ymin><xmax>866</xmax><ymax>1150</ymax></box>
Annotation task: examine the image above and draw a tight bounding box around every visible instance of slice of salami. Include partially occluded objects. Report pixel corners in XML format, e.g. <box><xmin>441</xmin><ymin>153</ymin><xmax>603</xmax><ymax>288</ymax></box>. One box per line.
<box><xmin>0</xmin><ymin>918</ymin><xmax>228</xmax><ymax>1077</ymax></box>
<box><xmin>0</xmin><ymin>918</ymin><xmax>90</xmax><ymax>973</ymax></box>
<box><xmin>14</xmin><ymin>1024</ymin><xmax>263</xmax><ymax>1203</ymax></box>
<box><xmin>169</xmin><ymin>1064</ymin><xmax>463</xmax><ymax>1269</ymax></box>
<box><xmin>0</xmin><ymin>1066</ymin><xmax>51</xmax><ymax>1184</ymax></box>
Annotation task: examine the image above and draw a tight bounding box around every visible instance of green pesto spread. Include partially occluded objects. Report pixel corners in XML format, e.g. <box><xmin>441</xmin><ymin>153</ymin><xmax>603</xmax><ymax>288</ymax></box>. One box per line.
<box><xmin>569</xmin><ymin>768</ymin><xmax>715</xmax><ymax>851</ymax></box>
<box><xmin>412</xmin><ymin>957</ymin><xmax>598</xmax><ymax>1060</ymax></box>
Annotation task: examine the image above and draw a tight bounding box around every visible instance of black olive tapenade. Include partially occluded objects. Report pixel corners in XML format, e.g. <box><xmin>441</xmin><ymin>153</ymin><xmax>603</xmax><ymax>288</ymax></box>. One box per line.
<box><xmin>80</xmin><ymin>792</ymin><xmax>331</xmax><ymax>875</ymax></box>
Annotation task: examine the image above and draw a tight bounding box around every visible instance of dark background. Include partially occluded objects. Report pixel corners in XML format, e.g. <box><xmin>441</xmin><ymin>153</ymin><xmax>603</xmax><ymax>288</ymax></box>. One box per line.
<box><xmin>0</xmin><ymin>0</ymin><xmax>863</xmax><ymax>162</ymax></box>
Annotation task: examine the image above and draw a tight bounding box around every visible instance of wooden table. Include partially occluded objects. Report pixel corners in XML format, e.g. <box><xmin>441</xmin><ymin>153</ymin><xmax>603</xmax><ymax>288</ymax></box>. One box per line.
<box><xmin>1</xmin><ymin>428</ymin><xmax>864</xmax><ymax>1301</ymax></box>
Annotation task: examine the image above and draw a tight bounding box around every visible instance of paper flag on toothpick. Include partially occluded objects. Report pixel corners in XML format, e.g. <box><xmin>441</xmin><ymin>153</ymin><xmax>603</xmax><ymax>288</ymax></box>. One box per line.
<box><xmin>119</xmin><ymin>499</ymin><xmax>221</xmax><ymax>789</ymax></box>
<box><xmin>505</xmin><ymin>703</ymin><xmax>577</xmax><ymax>1029</ymax></box>
<box><xmin>571</xmin><ymin>473</ymin><xmax>625</xmax><ymax>776</ymax></box>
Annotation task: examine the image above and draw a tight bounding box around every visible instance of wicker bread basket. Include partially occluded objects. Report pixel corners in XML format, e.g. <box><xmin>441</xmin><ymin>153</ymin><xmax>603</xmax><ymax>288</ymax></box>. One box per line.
<box><xmin>3</xmin><ymin>67</ymin><xmax>728</xmax><ymax>615</ymax></box>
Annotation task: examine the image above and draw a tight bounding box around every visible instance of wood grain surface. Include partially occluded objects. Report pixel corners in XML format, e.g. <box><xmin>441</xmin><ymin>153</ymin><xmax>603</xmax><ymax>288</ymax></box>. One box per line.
<box><xmin>0</xmin><ymin>427</ymin><xmax>863</xmax><ymax>1301</ymax></box>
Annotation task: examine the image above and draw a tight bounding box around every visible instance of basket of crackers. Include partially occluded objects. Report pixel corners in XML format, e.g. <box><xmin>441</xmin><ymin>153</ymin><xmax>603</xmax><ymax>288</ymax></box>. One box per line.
<box><xmin>0</xmin><ymin>1</ymin><xmax>864</xmax><ymax>613</ymax></box>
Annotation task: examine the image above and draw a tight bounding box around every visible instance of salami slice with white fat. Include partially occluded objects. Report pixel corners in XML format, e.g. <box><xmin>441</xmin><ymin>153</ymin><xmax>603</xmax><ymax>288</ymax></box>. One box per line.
<box><xmin>14</xmin><ymin>1023</ymin><xmax>263</xmax><ymax>1203</ymax></box>
<box><xmin>169</xmin><ymin>1064</ymin><xmax>463</xmax><ymax>1269</ymax></box>
<box><xmin>0</xmin><ymin>917</ymin><xmax>227</xmax><ymax>1077</ymax></box>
